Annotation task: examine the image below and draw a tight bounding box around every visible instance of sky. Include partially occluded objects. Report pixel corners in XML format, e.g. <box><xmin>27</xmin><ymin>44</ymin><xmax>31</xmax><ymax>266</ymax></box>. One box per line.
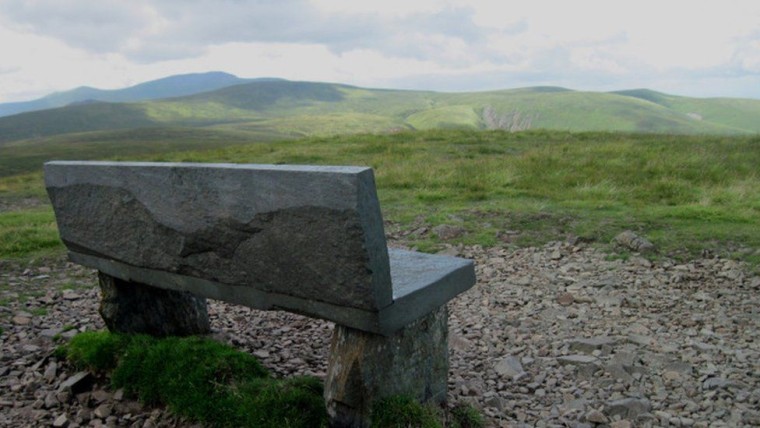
<box><xmin>1</xmin><ymin>0</ymin><xmax>760</xmax><ymax>103</ymax></box>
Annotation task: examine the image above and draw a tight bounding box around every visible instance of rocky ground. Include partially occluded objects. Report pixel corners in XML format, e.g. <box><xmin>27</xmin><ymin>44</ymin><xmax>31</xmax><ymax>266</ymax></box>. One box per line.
<box><xmin>1</xmin><ymin>239</ymin><xmax>759</xmax><ymax>427</ymax></box>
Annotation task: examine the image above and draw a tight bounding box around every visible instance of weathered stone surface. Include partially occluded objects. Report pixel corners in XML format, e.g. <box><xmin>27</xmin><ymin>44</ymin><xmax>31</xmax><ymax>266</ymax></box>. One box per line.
<box><xmin>569</xmin><ymin>336</ymin><xmax>618</xmax><ymax>354</ymax></box>
<box><xmin>605</xmin><ymin>397</ymin><xmax>652</xmax><ymax>420</ymax></box>
<box><xmin>58</xmin><ymin>372</ymin><xmax>94</xmax><ymax>395</ymax></box>
<box><xmin>614</xmin><ymin>231</ymin><xmax>656</xmax><ymax>253</ymax></box>
<box><xmin>325</xmin><ymin>306</ymin><xmax>449</xmax><ymax>428</ymax></box>
<box><xmin>432</xmin><ymin>224</ymin><xmax>465</xmax><ymax>240</ymax></box>
<box><xmin>98</xmin><ymin>272</ymin><xmax>210</xmax><ymax>337</ymax></box>
<box><xmin>558</xmin><ymin>355</ymin><xmax>598</xmax><ymax>366</ymax></box>
<box><xmin>45</xmin><ymin>161</ymin><xmax>391</xmax><ymax>311</ymax></box>
<box><xmin>52</xmin><ymin>414</ymin><xmax>68</xmax><ymax>427</ymax></box>
<box><xmin>45</xmin><ymin>161</ymin><xmax>476</xmax><ymax>334</ymax></box>
<box><xmin>494</xmin><ymin>356</ymin><xmax>526</xmax><ymax>381</ymax></box>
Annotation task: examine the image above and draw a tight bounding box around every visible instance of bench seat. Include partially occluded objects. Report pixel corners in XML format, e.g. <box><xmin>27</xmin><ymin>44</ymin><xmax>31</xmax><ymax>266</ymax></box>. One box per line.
<box><xmin>68</xmin><ymin>248</ymin><xmax>472</xmax><ymax>335</ymax></box>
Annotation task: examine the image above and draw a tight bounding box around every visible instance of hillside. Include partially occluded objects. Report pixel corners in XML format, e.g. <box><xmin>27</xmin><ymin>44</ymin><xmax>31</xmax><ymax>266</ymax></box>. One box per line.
<box><xmin>0</xmin><ymin>72</ymin><xmax>274</xmax><ymax>118</ymax></box>
<box><xmin>1</xmin><ymin>79</ymin><xmax>759</xmax><ymax>149</ymax></box>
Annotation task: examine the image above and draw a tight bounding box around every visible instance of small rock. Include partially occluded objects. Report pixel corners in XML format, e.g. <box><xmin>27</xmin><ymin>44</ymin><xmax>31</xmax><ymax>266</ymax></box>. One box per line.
<box><xmin>94</xmin><ymin>403</ymin><xmax>113</xmax><ymax>419</ymax></box>
<box><xmin>558</xmin><ymin>355</ymin><xmax>598</xmax><ymax>366</ymax></box>
<box><xmin>91</xmin><ymin>390</ymin><xmax>112</xmax><ymax>403</ymax></box>
<box><xmin>605</xmin><ymin>363</ymin><xmax>634</xmax><ymax>382</ymax></box>
<box><xmin>58</xmin><ymin>371</ymin><xmax>94</xmax><ymax>395</ymax></box>
<box><xmin>493</xmin><ymin>356</ymin><xmax>526</xmax><ymax>381</ymax></box>
<box><xmin>113</xmin><ymin>388</ymin><xmax>125</xmax><ymax>401</ymax></box>
<box><xmin>627</xmin><ymin>334</ymin><xmax>653</xmax><ymax>347</ymax></box>
<box><xmin>569</xmin><ymin>336</ymin><xmax>618</xmax><ymax>354</ymax></box>
<box><xmin>12</xmin><ymin>315</ymin><xmax>32</xmax><ymax>325</ymax></box>
<box><xmin>44</xmin><ymin>392</ymin><xmax>59</xmax><ymax>409</ymax></box>
<box><xmin>253</xmin><ymin>350</ymin><xmax>270</xmax><ymax>359</ymax></box>
<box><xmin>749</xmin><ymin>277</ymin><xmax>760</xmax><ymax>289</ymax></box>
<box><xmin>614</xmin><ymin>230</ymin><xmax>655</xmax><ymax>253</ymax></box>
<box><xmin>432</xmin><ymin>224</ymin><xmax>465</xmax><ymax>240</ymax></box>
<box><xmin>586</xmin><ymin>409</ymin><xmax>609</xmax><ymax>423</ymax></box>
<box><xmin>610</xmin><ymin>421</ymin><xmax>633</xmax><ymax>428</ymax></box>
<box><xmin>605</xmin><ymin>397</ymin><xmax>651</xmax><ymax>420</ymax></box>
<box><xmin>484</xmin><ymin>396</ymin><xmax>505</xmax><ymax>411</ymax></box>
<box><xmin>702</xmin><ymin>377</ymin><xmax>736</xmax><ymax>390</ymax></box>
<box><xmin>557</xmin><ymin>292</ymin><xmax>575</xmax><ymax>306</ymax></box>
<box><xmin>39</xmin><ymin>328</ymin><xmax>64</xmax><ymax>338</ymax></box>
<box><xmin>56</xmin><ymin>390</ymin><xmax>71</xmax><ymax>404</ymax></box>
<box><xmin>44</xmin><ymin>362</ymin><xmax>58</xmax><ymax>382</ymax></box>
<box><xmin>53</xmin><ymin>414</ymin><xmax>68</xmax><ymax>427</ymax></box>
<box><xmin>62</xmin><ymin>290</ymin><xmax>82</xmax><ymax>300</ymax></box>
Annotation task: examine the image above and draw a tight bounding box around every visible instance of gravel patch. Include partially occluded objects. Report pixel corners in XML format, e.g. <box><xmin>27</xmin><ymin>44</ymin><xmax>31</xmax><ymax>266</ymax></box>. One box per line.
<box><xmin>2</xmin><ymin>241</ymin><xmax>759</xmax><ymax>427</ymax></box>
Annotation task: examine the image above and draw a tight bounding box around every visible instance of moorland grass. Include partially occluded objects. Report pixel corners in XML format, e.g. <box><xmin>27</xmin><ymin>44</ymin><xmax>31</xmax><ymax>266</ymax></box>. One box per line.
<box><xmin>0</xmin><ymin>207</ymin><xmax>60</xmax><ymax>258</ymax></box>
<box><xmin>1</xmin><ymin>129</ymin><xmax>759</xmax><ymax>267</ymax></box>
<box><xmin>62</xmin><ymin>332</ymin><xmax>327</xmax><ymax>427</ymax></box>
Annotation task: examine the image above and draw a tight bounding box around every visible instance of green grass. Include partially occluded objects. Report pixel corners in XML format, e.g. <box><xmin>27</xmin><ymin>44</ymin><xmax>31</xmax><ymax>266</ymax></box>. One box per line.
<box><xmin>370</xmin><ymin>396</ymin><xmax>484</xmax><ymax>428</ymax></box>
<box><xmin>0</xmin><ymin>127</ymin><xmax>268</xmax><ymax>178</ymax></box>
<box><xmin>0</xmin><ymin>208</ymin><xmax>61</xmax><ymax>258</ymax></box>
<box><xmin>371</xmin><ymin>395</ymin><xmax>442</xmax><ymax>428</ymax></box>
<box><xmin>62</xmin><ymin>332</ymin><xmax>327</xmax><ymax>427</ymax></box>
<box><xmin>2</xmin><ymin>129</ymin><xmax>759</xmax><ymax>268</ymax></box>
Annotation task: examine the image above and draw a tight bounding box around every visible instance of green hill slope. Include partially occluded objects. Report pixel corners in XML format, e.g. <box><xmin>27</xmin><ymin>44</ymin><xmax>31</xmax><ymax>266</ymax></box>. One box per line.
<box><xmin>0</xmin><ymin>103</ymin><xmax>157</xmax><ymax>145</ymax></box>
<box><xmin>0</xmin><ymin>80</ymin><xmax>758</xmax><ymax>150</ymax></box>
<box><xmin>0</xmin><ymin>72</ymin><xmax>263</xmax><ymax>118</ymax></box>
<box><xmin>613</xmin><ymin>89</ymin><xmax>760</xmax><ymax>133</ymax></box>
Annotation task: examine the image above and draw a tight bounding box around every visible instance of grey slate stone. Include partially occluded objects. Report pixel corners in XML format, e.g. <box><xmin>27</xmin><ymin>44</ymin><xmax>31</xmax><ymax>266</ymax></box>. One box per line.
<box><xmin>605</xmin><ymin>397</ymin><xmax>652</xmax><ymax>420</ymax></box>
<box><xmin>98</xmin><ymin>272</ymin><xmax>210</xmax><ymax>337</ymax></box>
<box><xmin>325</xmin><ymin>306</ymin><xmax>449</xmax><ymax>428</ymax></box>
<box><xmin>494</xmin><ymin>356</ymin><xmax>527</xmax><ymax>381</ymax></box>
<box><xmin>614</xmin><ymin>230</ymin><xmax>656</xmax><ymax>253</ymax></box>
<box><xmin>45</xmin><ymin>161</ymin><xmax>476</xmax><ymax>334</ymax></box>
<box><xmin>45</xmin><ymin>161</ymin><xmax>391</xmax><ymax>312</ymax></box>
<box><xmin>569</xmin><ymin>336</ymin><xmax>618</xmax><ymax>354</ymax></box>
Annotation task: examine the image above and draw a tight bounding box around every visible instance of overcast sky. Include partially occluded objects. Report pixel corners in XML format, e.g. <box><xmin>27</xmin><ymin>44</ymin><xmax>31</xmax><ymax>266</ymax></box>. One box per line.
<box><xmin>1</xmin><ymin>0</ymin><xmax>760</xmax><ymax>103</ymax></box>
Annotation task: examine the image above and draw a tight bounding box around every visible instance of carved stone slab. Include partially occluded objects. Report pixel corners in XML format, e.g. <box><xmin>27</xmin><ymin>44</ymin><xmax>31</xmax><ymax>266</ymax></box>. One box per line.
<box><xmin>45</xmin><ymin>161</ymin><xmax>476</xmax><ymax>334</ymax></box>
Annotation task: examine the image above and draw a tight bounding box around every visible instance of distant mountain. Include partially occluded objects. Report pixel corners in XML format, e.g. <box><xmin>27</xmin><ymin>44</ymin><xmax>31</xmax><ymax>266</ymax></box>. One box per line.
<box><xmin>0</xmin><ymin>72</ymin><xmax>283</xmax><ymax>118</ymax></box>
<box><xmin>1</xmin><ymin>79</ymin><xmax>759</xmax><ymax>146</ymax></box>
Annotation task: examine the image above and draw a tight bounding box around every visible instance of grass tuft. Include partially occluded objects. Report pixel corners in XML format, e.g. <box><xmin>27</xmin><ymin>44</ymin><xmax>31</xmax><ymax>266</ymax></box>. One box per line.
<box><xmin>450</xmin><ymin>402</ymin><xmax>486</xmax><ymax>428</ymax></box>
<box><xmin>64</xmin><ymin>331</ymin><xmax>130</xmax><ymax>371</ymax></box>
<box><xmin>371</xmin><ymin>395</ymin><xmax>443</xmax><ymax>428</ymax></box>
<box><xmin>61</xmin><ymin>332</ymin><xmax>327</xmax><ymax>427</ymax></box>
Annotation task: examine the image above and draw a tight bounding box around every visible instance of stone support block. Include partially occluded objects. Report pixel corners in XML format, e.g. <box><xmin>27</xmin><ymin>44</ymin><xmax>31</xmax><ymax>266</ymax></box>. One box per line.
<box><xmin>324</xmin><ymin>306</ymin><xmax>449</xmax><ymax>428</ymax></box>
<box><xmin>98</xmin><ymin>272</ymin><xmax>210</xmax><ymax>336</ymax></box>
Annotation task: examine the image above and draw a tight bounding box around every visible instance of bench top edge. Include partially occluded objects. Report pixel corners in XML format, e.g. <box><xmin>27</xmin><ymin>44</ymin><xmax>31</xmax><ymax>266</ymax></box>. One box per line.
<box><xmin>44</xmin><ymin>160</ymin><xmax>371</xmax><ymax>175</ymax></box>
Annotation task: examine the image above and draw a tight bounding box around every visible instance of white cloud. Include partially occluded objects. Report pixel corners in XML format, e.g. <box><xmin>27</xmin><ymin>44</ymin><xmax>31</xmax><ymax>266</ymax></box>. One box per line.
<box><xmin>1</xmin><ymin>0</ymin><xmax>760</xmax><ymax>101</ymax></box>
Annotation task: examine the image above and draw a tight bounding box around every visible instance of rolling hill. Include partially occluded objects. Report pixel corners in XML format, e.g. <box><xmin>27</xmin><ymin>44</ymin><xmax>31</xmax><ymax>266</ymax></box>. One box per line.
<box><xmin>0</xmin><ymin>72</ymin><xmax>282</xmax><ymax>118</ymax></box>
<box><xmin>1</xmin><ymin>77</ymin><xmax>760</xmax><ymax>150</ymax></box>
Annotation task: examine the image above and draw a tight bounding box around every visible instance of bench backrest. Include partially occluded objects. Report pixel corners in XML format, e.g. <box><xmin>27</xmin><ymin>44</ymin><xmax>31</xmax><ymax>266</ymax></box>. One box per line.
<box><xmin>45</xmin><ymin>161</ymin><xmax>393</xmax><ymax>312</ymax></box>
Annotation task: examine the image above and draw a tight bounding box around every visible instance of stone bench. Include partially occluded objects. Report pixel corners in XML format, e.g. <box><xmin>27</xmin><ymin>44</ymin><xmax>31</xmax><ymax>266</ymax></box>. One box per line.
<box><xmin>45</xmin><ymin>161</ymin><xmax>476</xmax><ymax>427</ymax></box>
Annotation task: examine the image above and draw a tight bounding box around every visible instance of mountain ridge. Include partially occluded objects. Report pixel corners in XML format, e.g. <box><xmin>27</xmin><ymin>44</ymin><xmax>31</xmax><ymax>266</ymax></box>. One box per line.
<box><xmin>0</xmin><ymin>72</ymin><xmax>284</xmax><ymax>118</ymax></box>
<box><xmin>0</xmin><ymin>77</ymin><xmax>759</xmax><ymax>146</ymax></box>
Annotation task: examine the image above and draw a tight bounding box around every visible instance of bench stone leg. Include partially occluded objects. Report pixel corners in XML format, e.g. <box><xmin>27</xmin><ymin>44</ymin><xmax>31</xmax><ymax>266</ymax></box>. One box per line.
<box><xmin>324</xmin><ymin>306</ymin><xmax>448</xmax><ymax>428</ymax></box>
<box><xmin>97</xmin><ymin>272</ymin><xmax>210</xmax><ymax>337</ymax></box>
